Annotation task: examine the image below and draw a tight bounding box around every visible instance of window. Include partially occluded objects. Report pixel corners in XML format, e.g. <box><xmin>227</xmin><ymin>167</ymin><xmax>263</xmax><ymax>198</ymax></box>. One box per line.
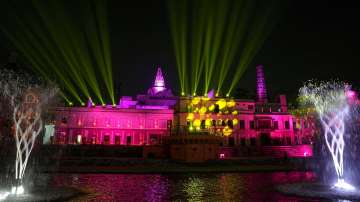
<box><xmin>228</xmin><ymin>120</ymin><xmax>233</xmax><ymax>129</ymax></box>
<box><xmin>201</xmin><ymin>120</ymin><xmax>205</xmax><ymax>129</ymax></box>
<box><xmin>26</xmin><ymin>94</ymin><xmax>35</xmax><ymax>103</ymax></box>
<box><xmin>248</xmin><ymin>105</ymin><xmax>254</xmax><ymax>110</ymax></box>
<box><xmin>103</xmin><ymin>135</ymin><xmax>110</xmax><ymax>145</ymax></box>
<box><xmin>258</xmin><ymin>120</ymin><xmax>271</xmax><ymax>129</ymax></box>
<box><xmin>115</xmin><ymin>136</ymin><xmax>121</xmax><ymax>145</ymax></box>
<box><xmin>90</xmin><ymin>135</ymin><xmax>96</xmax><ymax>145</ymax></box>
<box><xmin>285</xmin><ymin>121</ymin><xmax>290</xmax><ymax>129</ymax></box>
<box><xmin>214</xmin><ymin>104</ymin><xmax>220</xmax><ymax>113</ymax></box>
<box><xmin>273</xmin><ymin>121</ymin><xmax>279</xmax><ymax>130</ymax></box>
<box><xmin>167</xmin><ymin>120</ymin><xmax>172</xmax><ymax>129</ymax></box>
<box><xmin>250</xmin><ymin>121</ymin><xmax>255</xmax><ymax>129</ymax></box>
<box><xmin>239</xmin><ymin>120</ymin><xmax>245</xmax><ymax>129</ymax></box>
<box><xmin>127</xmin><ymin>136</ymin><xmax>132</xmax><ymax>145</ymax></box>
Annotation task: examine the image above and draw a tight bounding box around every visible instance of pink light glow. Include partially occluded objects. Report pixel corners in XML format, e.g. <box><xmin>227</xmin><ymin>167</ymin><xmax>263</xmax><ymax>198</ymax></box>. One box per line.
<box><xmin>346</xmin><ymin>90</ymin><xmax>355</xmax><ymax>98</ymax></box>
<box><xmin>219</xmin><ymin>153</ymin><xmax>225</xmax><ymax>159</ymax></box>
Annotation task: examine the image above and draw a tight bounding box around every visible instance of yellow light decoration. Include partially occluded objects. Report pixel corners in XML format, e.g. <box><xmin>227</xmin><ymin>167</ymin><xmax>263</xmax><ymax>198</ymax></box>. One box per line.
<box><xmin>202</xmin><ymin>96</ymin><xmax>210</xmax><ymax>101</ymax></box>
<box><xmin>194</xmin><ymin>108</ymin><xmax>199</xmax><ymax>113</ymax></box>
<box><xmin>191</xmin><ymin>97</ymin><xmax>200</xmax><ymax>105</ymax></box>
<box><xmin>199</xmin><ymin>106</ymin><xmax>207</xmax><ymax>114</ymax></box>
<box><xmin>189</xmin><ymin>126</ymin><xmax>194</xmax><ymax>131</ymax></box>
<box><xmin>226</xmin><ymin>100</ymin><xmax>235</xmax><ymax>108</ymax></box>
<box><xmin>233</xmin><ymin>118</ymin><xmax>238</xmax><ymax>125</ymax></box>
<box><xmin>232</xmin><ymin>110</ymin><xmax>238</xmax><ymax>115</ymax></box>
<box><xmin>205</xmin><ymin>119</ymin><xmax>212</xmax><ymax>127</ymax></box>
<box><xmin>187</xmin><ymin>113</ymin><xmax>194</xmax><ymax>120</ymax></box>
<box><xmin>208</xmin><ymin>104</ymin><xmax>215</xmax><ymax>111</ymax></box>
<box><xmin>223</xmin><ymin>126</ymin><xmax>232</xmax><ymax>136</ymax></box>
<box><xmin>193</xmin><ymin>119</ymin><xmax>201</xmax><ymax>127</ymax></box>
<box><xmin>216</xmin><ymin>99</ymin><xmax>226</xmax><ymax>110</ymax></box>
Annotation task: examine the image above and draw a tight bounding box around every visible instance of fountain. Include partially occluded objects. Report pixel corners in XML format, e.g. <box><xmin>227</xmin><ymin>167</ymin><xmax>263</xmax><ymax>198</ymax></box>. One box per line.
<box><xmin>0</xmin><ymin>69</ymin><xmax>83</xmax><ymax>201</ymax></box>
<box><xmin>277</xmin><ymin>81</ymin><xmax>360</xmax><ymax>200</ymax></box>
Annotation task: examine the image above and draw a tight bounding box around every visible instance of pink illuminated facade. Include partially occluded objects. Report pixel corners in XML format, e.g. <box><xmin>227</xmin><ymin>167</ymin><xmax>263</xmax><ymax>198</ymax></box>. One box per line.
<box><xmin>55</xmin><ymin>107</ymin><xmax>174</xmax><ymax>145</ymax></box>
<box><xmin>52</xmin><ymin>66</ymin><xmax>315</xmax><ymax>157</ymax></box>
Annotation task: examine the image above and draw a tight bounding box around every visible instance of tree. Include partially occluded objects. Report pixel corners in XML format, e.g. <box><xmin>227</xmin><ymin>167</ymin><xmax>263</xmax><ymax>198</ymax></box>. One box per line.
<box><xmin>0</xmin><ymin>67</ymin><xmax>58</xmax><ymax>194</ymax></box>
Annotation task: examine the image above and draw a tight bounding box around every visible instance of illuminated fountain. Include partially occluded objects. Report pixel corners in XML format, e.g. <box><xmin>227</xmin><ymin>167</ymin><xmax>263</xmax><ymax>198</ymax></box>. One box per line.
<box><xmin>277</xmin><ymin>81</ymin><xmax>359</xmax><ymax>200</ymax></box>
<box><xmin>300</xmin><ymin>81</ymin><xmax>355</xmax><ymax>191</ymax></box>
<box><xmin>0</xmin><ymin>69</ymin><xmax>82</xmax><ymax>201</ymax></box>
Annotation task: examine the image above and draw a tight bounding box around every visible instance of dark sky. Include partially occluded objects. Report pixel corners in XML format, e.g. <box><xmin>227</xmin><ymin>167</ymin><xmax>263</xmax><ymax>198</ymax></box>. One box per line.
<box><xmin>1</xmin><ymin>0</ymin><xmax>359</xmax><ymax>101</ymax></box>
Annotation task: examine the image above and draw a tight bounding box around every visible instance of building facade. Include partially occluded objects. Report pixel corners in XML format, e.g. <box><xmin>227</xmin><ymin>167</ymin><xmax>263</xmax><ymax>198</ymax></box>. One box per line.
<box><xmin>52</xmin><ymin>66</ymin><xmax>315</xmax><ymax>153</ymax></box>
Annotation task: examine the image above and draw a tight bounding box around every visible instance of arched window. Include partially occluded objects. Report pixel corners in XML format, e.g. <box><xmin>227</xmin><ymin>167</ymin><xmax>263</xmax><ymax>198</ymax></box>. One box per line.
<box><xmin>26</xmin><ymin>94</ymin><xmax>35</xmax><ymax>103</ymax></box>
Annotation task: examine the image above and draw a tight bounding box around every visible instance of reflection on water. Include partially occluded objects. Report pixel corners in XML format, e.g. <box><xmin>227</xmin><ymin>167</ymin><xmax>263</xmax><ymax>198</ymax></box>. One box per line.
<box><xmin>183</xmin><ymin>177</ymin><xmax>205</xmax><ymax>202</ymax></box>
<box><xmin>49</xmin><ymin>172</ymin><xmax>325</xmax><ymax>202</ymax></box>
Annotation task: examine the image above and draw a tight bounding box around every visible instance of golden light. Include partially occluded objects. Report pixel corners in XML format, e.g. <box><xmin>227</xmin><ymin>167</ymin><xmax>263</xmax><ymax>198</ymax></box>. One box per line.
<box><xmin>233</xmin><ymin>118</ymin><xmax>238</xmax><ymax>125</ymax></box>
<box><xmin>216</xmin><ymin>99</ymin><xmax>226</xmax><ymax>110</ymax></box>
<box><xmin>223</xmin><ymin>126</ymin><xmax>232</xmax><ymax>136</ymax></box>
<box><xmin>189</xmin><ymin>126</ymin><xmax>194</xmax><ymax>131</ymax></box>
<box><xmin>199</xmin><ymin>106</ymin><xmax>207</xmax><ymax>114</ymax></box>
<box><xmin>226</xmin><ymin>100</ymin><xmax>235</xmax><ymax>108</ymax></box>
<box><xmin>193</xmin><ymin>119</ymin><xmax>201</xmax><ymax>127</ymax></box>
<box><xmin>186</xmin><ymin>113</ymin><xmax>194</xmax><ymax>120</ymax></box>
<box><xmin>232</xmin><ymin>110</ymin><xmax>238</xmax><ymax>115</ymax></box>
<box><xmin>191</xmin><ymin>97</ymin><xmax>201</xmax><ymax>105</ymax></box>
<box><xmin>205</xmin><ymin>118</ymin><xmax>212</xmax><ymax>127</ymax></box>
<box><xmin>202</xmin><ymin>96</ymin><xmax>210</xmax><ymax>101</ymax></box>
<box><xmin>208</xmin><ymin>104</ymin><xmax>215</xmax><ymax>111</ymax></box>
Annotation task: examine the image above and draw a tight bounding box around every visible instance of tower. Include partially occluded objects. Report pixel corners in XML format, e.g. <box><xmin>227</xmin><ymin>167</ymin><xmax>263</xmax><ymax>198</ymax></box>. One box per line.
<box><xmin>256</xmin><ymin>65</ymin><xmax>268</xmax><ymax>103</ymax></box>
<box><xmin>147</xmin><ymin>65</ymin><xmax>167</xmax><ymax>95</ymax></box>
<box><xmin>154</xmin><ymin>66</ymin><xmax>165</xmax><ymax>91</ymax></box>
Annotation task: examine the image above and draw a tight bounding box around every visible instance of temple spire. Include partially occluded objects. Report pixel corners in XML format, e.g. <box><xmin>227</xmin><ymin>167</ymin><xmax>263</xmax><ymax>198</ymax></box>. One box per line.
<box><xmin>147</xmin><ymin>65</ymin><xmax>167</xmax><ymax>95</ymax></box>
<box><xmin>154</xmin><ymin>66</ymin><xmax>165</xmax><ymax>88</ymax></box>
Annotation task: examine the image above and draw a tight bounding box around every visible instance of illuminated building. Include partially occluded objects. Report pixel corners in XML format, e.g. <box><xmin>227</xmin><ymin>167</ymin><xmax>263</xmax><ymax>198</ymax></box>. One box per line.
<box><xmin>53</xmin><ymin>66</ymin><xmax>176</xmax><ymax>146</ymax></box>
<box><xmin>51</xmin><ymin>66</ymin><xmax>315</xmax><ymax>157</ymax></box>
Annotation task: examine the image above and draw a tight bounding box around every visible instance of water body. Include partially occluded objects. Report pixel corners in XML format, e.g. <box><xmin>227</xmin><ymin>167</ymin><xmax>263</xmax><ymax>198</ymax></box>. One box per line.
<box><xmin>47</xmin><ymin>171</ymin><xmax>339</xmax><ymax>202</ymax></box>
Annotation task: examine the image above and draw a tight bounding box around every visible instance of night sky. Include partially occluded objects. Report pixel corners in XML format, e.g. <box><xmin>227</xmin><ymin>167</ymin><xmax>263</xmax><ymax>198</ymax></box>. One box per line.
<box><xmin>0</xmin><ymin>0</ymin><xmax>359</xmax><ymax>102</ymax></box>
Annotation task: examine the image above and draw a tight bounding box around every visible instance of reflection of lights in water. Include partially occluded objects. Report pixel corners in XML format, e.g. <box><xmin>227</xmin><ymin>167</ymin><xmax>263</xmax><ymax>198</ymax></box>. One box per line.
<box><xmin>0</xmin><ymin>185</ymin><xmax>25</xmax><ymax>201</ymax></box>
<box><xmin>333</xmin><ymin>179</ymin><xmax>356</xmax><ymax>191</ymax></box>
<box><xmin>0</xmin><ymin>191</ymin><xmax>10</xmax><ymax>201</ymax></box>
<box><xmin>11</xmin><ymin>185</ymin><xmax>24</xmax><ymax>195</ymax></box>
<box><xmin>183</xmin><ymin>177</ymin><xmax>205</xmax><ymax>201</ymax></box>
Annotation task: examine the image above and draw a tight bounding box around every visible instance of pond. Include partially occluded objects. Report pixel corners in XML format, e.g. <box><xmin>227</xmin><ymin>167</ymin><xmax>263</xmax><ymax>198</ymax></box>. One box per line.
<box><xmin>47</xmin><ymin>171</ymin><xmax>333</xmax><ymax>202</ymax></box>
